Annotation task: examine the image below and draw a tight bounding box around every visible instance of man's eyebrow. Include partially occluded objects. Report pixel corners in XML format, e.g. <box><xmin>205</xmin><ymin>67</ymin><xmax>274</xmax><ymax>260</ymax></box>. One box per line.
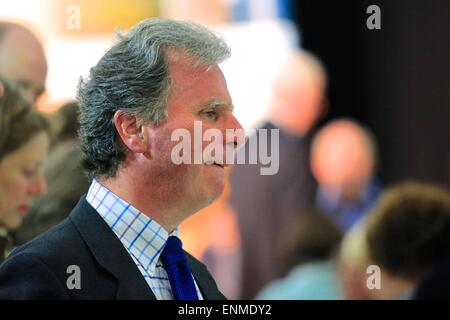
<box><xmin>201</xmin><ymin>99</ymin><xmax>234</xmax><ymax>112</ymax></box>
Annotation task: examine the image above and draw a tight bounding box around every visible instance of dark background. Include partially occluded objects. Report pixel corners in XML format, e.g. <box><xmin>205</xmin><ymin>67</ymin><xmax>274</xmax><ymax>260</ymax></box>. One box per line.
<box><xmin>290</xmin><ymin>0</ymin><xmax>450</xmax><ymax>186</ymax></box>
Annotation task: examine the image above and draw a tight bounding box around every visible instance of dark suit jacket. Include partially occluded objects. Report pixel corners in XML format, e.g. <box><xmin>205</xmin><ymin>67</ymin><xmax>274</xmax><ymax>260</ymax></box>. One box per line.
<box><xmin>0</xmin><ymin>197</ymin><xmax>226</xmax><ymax>300</ymax></box>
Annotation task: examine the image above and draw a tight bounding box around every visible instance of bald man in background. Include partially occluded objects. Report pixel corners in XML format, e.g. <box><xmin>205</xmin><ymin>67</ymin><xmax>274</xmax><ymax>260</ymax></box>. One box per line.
<box><xmin>311</xmin><ymin>118</ymin><xmax>382</xmax><ymax>232</ymax></box>
<box><xmin>229</xmin><ymin>50</ymin><xmax>327</xmax><ymax>299</ymax></box>
<box><xmin>0</xmin><ymin>22</ymin><xmax>47</xmax><ymax>104</ymax></box>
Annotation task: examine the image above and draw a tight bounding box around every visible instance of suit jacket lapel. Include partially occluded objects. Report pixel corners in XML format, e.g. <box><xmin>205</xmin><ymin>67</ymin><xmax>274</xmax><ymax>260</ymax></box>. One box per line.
<box><xmin>69</xmin><ymin>197</ymin><xmax>156</xmax><ymax>300</ymax></box>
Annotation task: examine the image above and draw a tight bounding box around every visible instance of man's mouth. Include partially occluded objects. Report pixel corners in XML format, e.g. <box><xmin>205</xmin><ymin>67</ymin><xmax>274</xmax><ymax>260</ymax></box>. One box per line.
<box><xmin>204</xmin><ymin>160</ymin><xmax>226</xmax><ymax>168</ymax></box>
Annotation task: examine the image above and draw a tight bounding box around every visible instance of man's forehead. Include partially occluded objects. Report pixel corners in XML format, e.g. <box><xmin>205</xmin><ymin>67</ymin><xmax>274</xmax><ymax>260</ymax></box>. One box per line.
<box><xmin>163</xmin><ymin>49</ymin><xmax>232</xmax><ymax>112</ymax></box>
<box><xmin>165</xmin><ymin>49</ymin><xmax>221</xmax><ymax>75</ymax></box>
<box><xmin>165</xmin><ymin>48</ymin><xmax>199</xmax><ymax>65</ymax></box>
<box><xmin>167</xmin><ymin>59</ymin><xmax>227</xmax><ymax>94</ymax></box>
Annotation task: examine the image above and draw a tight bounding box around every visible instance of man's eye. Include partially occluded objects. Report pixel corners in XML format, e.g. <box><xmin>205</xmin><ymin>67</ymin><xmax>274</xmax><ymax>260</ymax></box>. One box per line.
<box><xmin>203</xmin><ymin>110</ymin><xmax>218</xmax><ymax>120</ymax></box>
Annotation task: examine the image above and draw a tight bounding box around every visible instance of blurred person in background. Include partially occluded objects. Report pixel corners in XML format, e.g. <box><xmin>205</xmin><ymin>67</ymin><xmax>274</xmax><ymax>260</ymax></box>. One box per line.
<box><xmin>339</xmin><ymin>181</ymin><xmax>450</xmax><ymax>299</ymax></box>
<box><xmin>229</xmin><ymin>49</ymin><xmax>327</xmax><ymax>299</ymax></box>
<box><xmin>257</xmin><ymin>207</ymin><xmax>343</xmax><ymax>300</ymax></box>
<box><xmin>182</xmin><ymin>173</ymin><xmax>242</xmax><ymax>299</ymax></box>
<box><xmin>338</xmin><ymin>217</ymin><xmax>372</xmax><ymax>299</ymax></box>
<box><xmin>365</xmin><ymin>182</ymin><xmax>450</xmax><ymax>299</ymax></box>
<box><xmin>0</xmin><ymin>22</ymin><xmax>47</xmax><ymax>105</ymax></box>
<box><xmin>310</xmin><ymin>118</ymin><xmax>382</xmax><ymax>232</ymax></box>
<box><xmin>12</xmin><ymin>102</ymin><xmax>90</xmax><ymax>245</ymax></box>
<box><xmin>0</xmin><ymin>78</ymin><xmax>50</xmax><ymax>262</ymax></box>
<box><xmin>47</xmin><ymin>101</ymin><xmax>81</xmax><ymax>143</ymax></box>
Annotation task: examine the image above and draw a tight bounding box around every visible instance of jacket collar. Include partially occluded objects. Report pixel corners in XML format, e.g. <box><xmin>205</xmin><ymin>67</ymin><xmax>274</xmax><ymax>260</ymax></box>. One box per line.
<box><xmin>186</xmin><ymin>252</ymin><xmax>223</xmax><ymax>300</ymax></box>
<box><xmin>69</xmin><ymin>196</ymin><xmax>219</xmax><ymax>300</ymax></box>
<box><xmin>69</xmin><ymin>196</ymin><xmax>156</xmax><ymax>299</ymax></box>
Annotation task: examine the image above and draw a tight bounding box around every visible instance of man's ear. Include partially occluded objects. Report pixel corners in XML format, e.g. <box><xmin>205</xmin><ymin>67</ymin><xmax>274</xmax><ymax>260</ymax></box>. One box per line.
<box><xmin>113</xmin><ymin>110</ymin><xmax>149</xmax><ymax>154</ymax></box>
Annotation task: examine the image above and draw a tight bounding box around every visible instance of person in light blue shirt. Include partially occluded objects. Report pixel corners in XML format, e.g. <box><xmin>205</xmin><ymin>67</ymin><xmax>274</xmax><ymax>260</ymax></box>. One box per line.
<box><xmin>257</xmin><ymin>208</ymin><xmax>343</xmax><ymax>300</ymax></box>
<box><xmin>257</xmin><ymin>261</ymin><xmax>341</xmax><ymax>300</ymax></box>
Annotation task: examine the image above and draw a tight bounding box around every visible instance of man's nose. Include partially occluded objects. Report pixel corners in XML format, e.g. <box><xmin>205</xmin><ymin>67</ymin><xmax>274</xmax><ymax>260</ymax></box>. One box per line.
<box><xmin>226</xmin><ymin>114</ymin><xmax>246</xmax><ymax>149</ymax></box>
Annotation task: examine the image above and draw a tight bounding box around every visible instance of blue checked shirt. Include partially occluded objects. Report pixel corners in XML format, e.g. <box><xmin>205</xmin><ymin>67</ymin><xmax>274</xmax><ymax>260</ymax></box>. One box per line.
<box><xmin>86</xmin><ymin>179</ymin><xmax>203</xmax><ymax>300</ymax></box>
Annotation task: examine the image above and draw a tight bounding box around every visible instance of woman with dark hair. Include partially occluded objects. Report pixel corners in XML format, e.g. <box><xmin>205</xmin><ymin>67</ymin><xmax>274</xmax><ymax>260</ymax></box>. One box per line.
<box><xmin>0</xmin><ymin>78</ymin><xmax>50</xmax><ymax>261</ymax></box>
<box><xmin>12</xmin><ymin>101</ymin><xmax>90</xmax><ymax>245</ymax></box>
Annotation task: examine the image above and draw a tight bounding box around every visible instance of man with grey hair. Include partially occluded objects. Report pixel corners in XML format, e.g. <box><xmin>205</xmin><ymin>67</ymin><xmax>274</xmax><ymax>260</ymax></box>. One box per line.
<box><xmin>0</xmin><ymin>18</ymin><xmax>243</xmax><ymax>300</ymax></box>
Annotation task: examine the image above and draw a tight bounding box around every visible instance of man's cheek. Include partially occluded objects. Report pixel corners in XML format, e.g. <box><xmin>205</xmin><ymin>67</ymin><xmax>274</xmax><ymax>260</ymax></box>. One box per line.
<box><xmin>150</xmin><ymin>133</ymin><xmax>175</xmax><ymax>162</ymax></box>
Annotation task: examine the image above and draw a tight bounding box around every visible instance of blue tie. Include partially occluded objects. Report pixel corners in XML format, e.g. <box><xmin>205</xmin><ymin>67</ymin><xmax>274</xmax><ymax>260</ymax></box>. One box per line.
<box><xmin>161</xmin><ymin>236</ymin><xmax>199</xmax><ymax>300</ymax></box>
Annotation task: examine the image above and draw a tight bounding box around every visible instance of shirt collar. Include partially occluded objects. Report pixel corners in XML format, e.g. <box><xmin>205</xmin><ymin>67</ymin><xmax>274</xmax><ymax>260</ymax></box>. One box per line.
<box><xmin>86</xmin><ymin>179</ymin><xmax>179</xmax><ymax>274</ymax></box>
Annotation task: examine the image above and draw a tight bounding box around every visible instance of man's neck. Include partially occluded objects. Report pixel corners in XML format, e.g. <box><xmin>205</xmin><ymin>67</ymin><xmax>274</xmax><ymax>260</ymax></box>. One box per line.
<box><xmin>98</xmin><ymin>175</ymin><xmax>183</xmax><ymax>234</ymax></box>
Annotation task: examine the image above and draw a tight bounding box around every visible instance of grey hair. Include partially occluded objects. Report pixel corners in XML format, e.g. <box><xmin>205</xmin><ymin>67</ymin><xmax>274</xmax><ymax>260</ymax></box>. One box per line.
<box><xmin>77</xmin><ymin>18</ymin><xmax>230</xmax><ymax>179</ymax></box>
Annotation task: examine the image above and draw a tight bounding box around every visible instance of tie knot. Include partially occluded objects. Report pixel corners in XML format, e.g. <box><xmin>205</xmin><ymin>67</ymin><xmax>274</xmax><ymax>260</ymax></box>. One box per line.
<box><xmin>161</xmin><ymin>236</ymin><xmax>186</xmax><ymax>266</ymax></box>
<box><xmin>160</xmin><ymin>235</ymin><xmax>199</xmax><ymax>300</ymax></box>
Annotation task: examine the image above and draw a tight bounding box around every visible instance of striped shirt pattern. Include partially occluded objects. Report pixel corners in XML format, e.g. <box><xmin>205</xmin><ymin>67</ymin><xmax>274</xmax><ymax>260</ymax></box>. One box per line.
<box><xmin>86</xmin><ymin>179</ymin><xmax>203</xmax><ymax>300</ymax></box>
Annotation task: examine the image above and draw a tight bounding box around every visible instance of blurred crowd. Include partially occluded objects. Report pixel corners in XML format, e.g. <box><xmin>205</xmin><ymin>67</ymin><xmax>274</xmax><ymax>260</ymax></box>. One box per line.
<box><xmin>1</xmin><ymin>6</ymin><xmax>450</xmax><ymax>300</ymax></box>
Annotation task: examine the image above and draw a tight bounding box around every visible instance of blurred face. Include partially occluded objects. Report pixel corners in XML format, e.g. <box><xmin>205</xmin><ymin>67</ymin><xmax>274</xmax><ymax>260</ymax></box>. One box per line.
<box><xmin>311</xmin><ymin>125</ymin><xmax>374</xmax><ymax>199</ymax></box>
<box><xmin>277</xmin><ymin>71</ymin><xmax>324</xmax><ymax>126</ymax></box>
<box><xmin>143</xmin><ymin>54</ymin><xmax>244</xmax><ymax>213</ymax></box>
<box><xmin>272</xmin><ymin>57</ymin><xmax>326</xmax><ymax>136</ymax></box>
<box><xmin>0</xmin><ymin>132</ymin><xmax>49</xmax><ymax>229</ymax></box>
<box><xmin>0</xmin><ymin>28</ymin><xmax>47</xmax><ymax>104</ymax></box>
